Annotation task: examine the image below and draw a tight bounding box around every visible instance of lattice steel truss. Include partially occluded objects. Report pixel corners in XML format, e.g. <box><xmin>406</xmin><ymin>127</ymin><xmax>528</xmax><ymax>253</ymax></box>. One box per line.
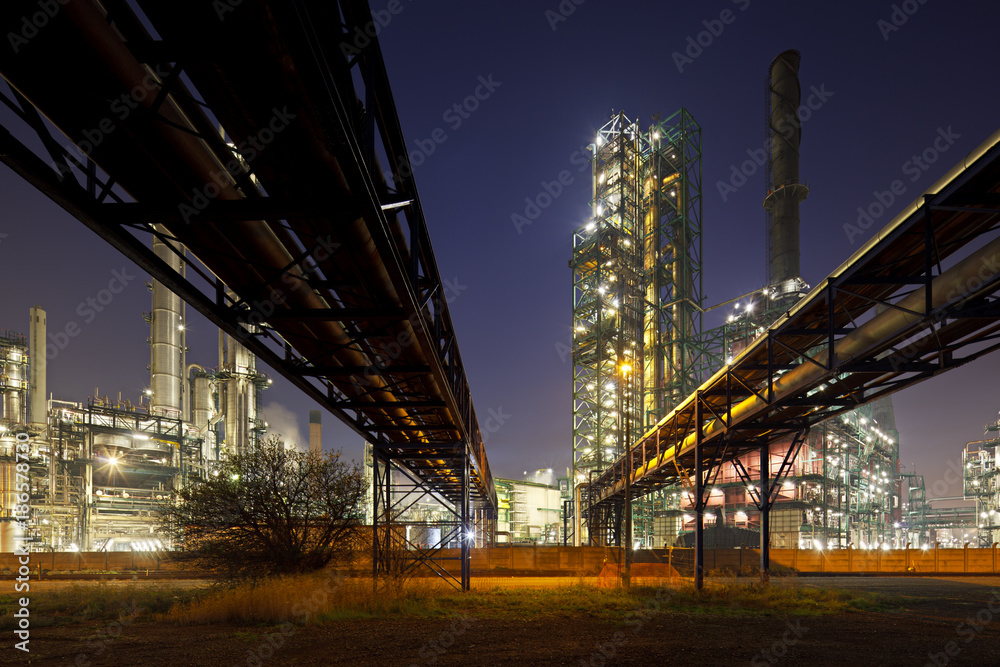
<box><xmin>0</xmin><ymin>0</ymin><xmax>496</xmax><ymax>589</ymax></box>
<box><xmin>643</xmin><ymin>109</ymin><xmax>707</xmax><ymax>420</ymax></box>
<box><xmin>571</xmin><ymin>109</ymin><xmax>705</xmax><ymax>546</ymax></box>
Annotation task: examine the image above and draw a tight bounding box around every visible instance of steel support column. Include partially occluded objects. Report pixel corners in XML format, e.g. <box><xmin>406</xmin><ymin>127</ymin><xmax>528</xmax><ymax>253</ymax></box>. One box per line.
<box><xmin>694</xmin><ymin>392</ymin><xmax>705</xmax><ymax>590</ymax></box>
<box><xmin>624</xmin><ymin>456</ymin><xmax>632</xmax><ymax>587</ymax></box>
<box><xmin>461</xmin><ymin>450</ymin><xmax>470</xmax><ymax>592</ymax></box>
<box><xmin>760</xmin><ymin>440</ymin><xmax>770</xmax><ymax>585</ymax></box>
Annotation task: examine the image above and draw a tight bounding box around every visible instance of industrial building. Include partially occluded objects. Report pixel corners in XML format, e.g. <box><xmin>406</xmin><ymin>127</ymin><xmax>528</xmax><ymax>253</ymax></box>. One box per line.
<box><xmin>495</xmin><ymin>474</ymin><xmax>566</xmax><ymax>544</ymax></box>
<box><xmin>570</xmin><ymin>51</ymin><xmax>911</xmax><ymax>551</ymax></box>
<box><xmin>964</xmin><ymin>417</ymin><xmax>1000</xmax><ymax>546</ymax></box>
<box><xmin>363</xmin><ymin>443</ymin><xmax>567</xmax><ymax>546</ymax></box>
<box><xmin>0</xmin><ymin>242</ymin><xmax>273</xmax><ymax>552</ymax></box>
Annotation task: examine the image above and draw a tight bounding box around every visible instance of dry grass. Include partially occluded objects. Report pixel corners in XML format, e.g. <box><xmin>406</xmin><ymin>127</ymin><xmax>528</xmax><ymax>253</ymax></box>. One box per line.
<box><xmin>159</xmin><ymin>573</ymin><xmax>885</xmax><ymax>626</ymax></box>
<box><xmin>161</xmin><ymin>573</ymin><xmax>456</xmax><ymax>625</ymax></box>
<box><xmin>0</xmin><ymin>581</ymin><xmax>205</xmax><ymax>629</ymax></box>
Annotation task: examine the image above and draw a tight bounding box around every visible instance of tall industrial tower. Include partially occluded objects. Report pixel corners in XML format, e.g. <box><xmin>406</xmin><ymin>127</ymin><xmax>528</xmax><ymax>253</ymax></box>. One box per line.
<box><xmin>571</xmin><ymin>109</ymin><xmax>705</xmax><ymax>544</ymax></box>
<box><xmin>763</xmin><ymin>49</ymin><xmax>810</xmax><ymax>299</ymax></box>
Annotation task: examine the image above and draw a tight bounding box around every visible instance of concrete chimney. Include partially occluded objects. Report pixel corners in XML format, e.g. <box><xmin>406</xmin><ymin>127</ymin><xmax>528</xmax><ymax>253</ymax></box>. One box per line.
<box><xmin>28</xmin><ymin>306</ymin><xmax>46</xmax><ymax>426</ymax></box>
<box><xmin>764</xmin><ymin>49</ymin><xmax>810</xmax><ymax>287</ymax></box>
<box><xmin>309</xmin><ymin>410</ymin><xmax>322</xmax><ymax>455</ymax></box>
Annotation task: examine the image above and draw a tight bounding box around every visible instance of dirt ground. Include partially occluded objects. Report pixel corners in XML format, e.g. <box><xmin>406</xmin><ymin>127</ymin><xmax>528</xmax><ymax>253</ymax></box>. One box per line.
<box><xmin>5</xmin><ymin>576</ymin><xmax>1000</xmax><ymax>666</ymax></box>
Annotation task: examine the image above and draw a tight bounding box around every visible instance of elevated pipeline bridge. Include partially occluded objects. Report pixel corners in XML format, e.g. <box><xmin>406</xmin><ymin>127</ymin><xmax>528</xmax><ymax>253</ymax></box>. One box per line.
<box><xmin>586</xmin><ymin>128</ymin><xmax>1000</xmax><ymax>586</ymax></box>
<box><xmin>0</xmin><ymin>0</ymin><xmax>494</xmax><ymax>590</ymax></box>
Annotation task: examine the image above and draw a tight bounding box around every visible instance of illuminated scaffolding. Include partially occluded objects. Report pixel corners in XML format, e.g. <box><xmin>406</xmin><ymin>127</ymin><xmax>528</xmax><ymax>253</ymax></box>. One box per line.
<box><xmin>571</xmin><ymin>109</ymin><xmax>705</xmax><ymax>546</ymax></box>
<box><xmin>964</xmin><ymin>418</ymin><xmax>1000</xmax><ymax>547</ymax></box>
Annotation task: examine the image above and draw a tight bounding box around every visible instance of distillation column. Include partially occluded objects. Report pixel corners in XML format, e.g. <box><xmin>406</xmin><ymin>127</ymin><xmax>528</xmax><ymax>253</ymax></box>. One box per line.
<box><xmin>188</xmin><ymin>364</ymin><xmax>219</xmax><ymax>463</ymax></box>
<box><xmin>1</xmin><ymin>332</ymin><xmax>27</xmax><ymax>425</ymax></box>
<box><xmin>149</xmin><ymin>226</ymin><xmax>185</xmax><ymax>418</ymax></box>
<box><xmin>221</xmin><ymin>330</ymin><xmax>262</xmax><ymax>454</ymax></box>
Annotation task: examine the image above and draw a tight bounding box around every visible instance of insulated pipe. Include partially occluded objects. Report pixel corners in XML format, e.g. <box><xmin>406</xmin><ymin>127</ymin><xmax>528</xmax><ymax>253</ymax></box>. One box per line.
<box><xmin>53</xmin><ymin>2</ymin><xmax>429</xmax><ymax>443</ymax></box>
<box><xmin>670</xmin><ymin>168</ymin><xmax>691</xmax><ymax>409</ymax></box>
<box><xmin>126</xmin><ymin>2</ymin><xmax>449</xmax><ymax>446</ymax></box>
<box><xmin>642</xmin><ymin>171</ymin><xmax>660</xmax><ymax>427</ymax></box>
<box><xmin>0</xmin><ymin>2</ymin><xmax>458</xmax><ymax>465</ymax></box>
<box><xmin>620</xmin><ymin>231</ymin><xmax>1000</xmax><ymax>497</ymax></box>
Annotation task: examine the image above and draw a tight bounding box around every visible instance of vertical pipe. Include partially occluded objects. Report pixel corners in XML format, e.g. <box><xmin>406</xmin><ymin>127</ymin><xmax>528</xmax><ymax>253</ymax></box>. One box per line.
<box><xmin>573</xmin><ymin>483</ymin><xmax>582</xmax><ymax>547</ymax></box>
<box><xmin>694</xmin><ymin>393</ymin><xmax>704</xmax><ymax>590</ymax></box>
<box><xmin>563</xmin><ymin>499</ymin><xmax>570</xmax><ymax>547</ymax></box>
<box><xmin>28</xmin><ymin>306</ymin><xmax>46</xmax><ymax>426</ymax></box>
<box><xmin>671</xmin><ymin>180</ymin><xmax>690</xmax><ymax>407</ymax></box>
<box><xmin>760</xmin><ymin>441</ymin><xmax>770</xmax><ymax>585</ymax></box>
<box><xmin>643</xmin><ymin>170</ymin><xmax>659</xmax><ymax>426</ymax></box>
<box><xmin>372</xmin><ymin>448</ymin><xmax>380</xmax><ymax>585</ymax></box>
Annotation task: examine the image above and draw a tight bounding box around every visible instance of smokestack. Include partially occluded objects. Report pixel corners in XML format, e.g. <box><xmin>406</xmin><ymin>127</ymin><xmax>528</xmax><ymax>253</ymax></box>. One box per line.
<box><xmin>28</xmin><ymin>306</ymin><xmax>46</xmax><ymax>426</ymax></box>
<box><xmin>309</xmin><ymin>410</ymin><xmax>321</xmax><ymax>455</ymax></box>
<box><xmin>764</xmin><ymin>49</ymin><xmax>809</xmax><ymax>287</ymax></box>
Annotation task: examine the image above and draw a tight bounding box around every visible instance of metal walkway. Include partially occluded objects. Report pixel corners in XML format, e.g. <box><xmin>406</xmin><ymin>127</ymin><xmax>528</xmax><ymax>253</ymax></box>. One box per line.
<box><xmin>586</xmin><ymin>127</ymin><xmax>1000</xmax><ymax>586</ymax></box>
<box><xmin>0</xmin><ymin>0</ymin><xmax>495</xmax><ymax>590</ymax></box>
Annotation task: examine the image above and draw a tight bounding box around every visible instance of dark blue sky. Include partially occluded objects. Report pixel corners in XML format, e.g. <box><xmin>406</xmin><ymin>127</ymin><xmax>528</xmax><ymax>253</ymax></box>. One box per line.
<box><xmin>1</xmin><ymin>0</ymin><xmax>998</xmax><ymax>495</ymax></box>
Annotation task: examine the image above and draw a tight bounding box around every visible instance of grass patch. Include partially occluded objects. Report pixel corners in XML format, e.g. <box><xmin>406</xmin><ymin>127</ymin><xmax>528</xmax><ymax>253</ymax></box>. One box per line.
<box><xmin>0</xmin><ymin>582</ymin><xmax>206</xmax><ymax>629</ymax></box>
<box><xmin>0</xmin><ymin>574</ymin><xmax>885</xmax><ymax>630</ymax></box>
<box><xmin>159</xmin><ymin>574</ymin><xmax>885</xmax><ymax>627</ymax></box>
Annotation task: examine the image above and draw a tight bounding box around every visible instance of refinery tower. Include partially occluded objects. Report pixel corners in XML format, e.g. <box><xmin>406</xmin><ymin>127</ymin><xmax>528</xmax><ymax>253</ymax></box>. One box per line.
<box><xmin>572</xmin><ymin>52</ymin><xmax>908</xmax><ymax>551</ymax></box>
<box><xmin>0</xmin><ymin>231</ymin><xmax>272</xmax><ymax>553</ymax></box>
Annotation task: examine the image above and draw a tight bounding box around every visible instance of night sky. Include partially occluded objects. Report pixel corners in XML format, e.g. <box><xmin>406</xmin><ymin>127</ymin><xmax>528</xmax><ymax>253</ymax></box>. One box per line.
<box><xmin>1</xmin><ymin>1</ymin><xmax>998</xmax><ymax>497</ymax></box>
